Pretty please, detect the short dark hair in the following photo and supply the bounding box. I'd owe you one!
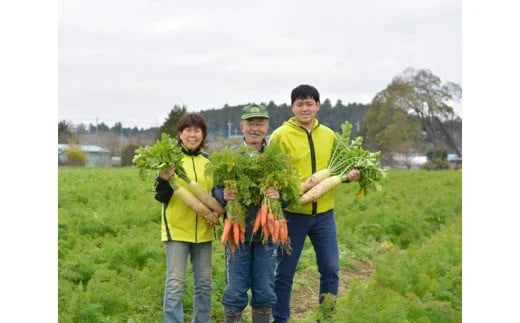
[291,84,320,105]
[176,113,208,148]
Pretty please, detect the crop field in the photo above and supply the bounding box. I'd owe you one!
[58,167,462,322]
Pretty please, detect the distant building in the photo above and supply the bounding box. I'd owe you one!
[58,144,111,167]
[447,153,462,169]
[392,153,428,170]
[111,156,122,167]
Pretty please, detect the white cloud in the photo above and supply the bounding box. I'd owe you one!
[58,0,462,127]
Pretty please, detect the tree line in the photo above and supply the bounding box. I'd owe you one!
[58,101,368,142]
[59,67,462,168]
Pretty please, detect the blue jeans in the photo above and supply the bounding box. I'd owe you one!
[221,241,277,312]
[272,210,339,323]
[164,241,212,323]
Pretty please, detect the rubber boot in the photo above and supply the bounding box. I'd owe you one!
[224,307,243,323]
[251,306,271,323]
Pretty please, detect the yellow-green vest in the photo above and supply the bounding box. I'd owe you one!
[161,152,214,242]
[269,117,335,215]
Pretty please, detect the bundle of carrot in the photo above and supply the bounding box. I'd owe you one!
[132,133,225,225]
[206,142,300,253]
[252,196,290,252]
[298,121,387,204]
[219,179,247,253]
[254,140,300,253]
[205,146,254,253]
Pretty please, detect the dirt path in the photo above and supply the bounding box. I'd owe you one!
[289,259,375,320]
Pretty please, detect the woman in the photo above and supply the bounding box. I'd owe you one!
[154,113,220,323]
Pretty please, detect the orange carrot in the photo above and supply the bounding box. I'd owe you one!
[252,209,263,234]
[239,224,245,244]
[259,204,268,227]
[233,221,240,245]
[262,212,275,243]
[279,219,288,245]
[261,213,268,234]
[228,240,236,253]
[267,212,275,235]
[272,220,280,243]
[221,219,232,244]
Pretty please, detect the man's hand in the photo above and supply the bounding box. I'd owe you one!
[347,168,360,182]
[223,187,237,201]
[265,187,280,200]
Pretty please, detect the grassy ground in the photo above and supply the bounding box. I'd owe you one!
[58,167,461,322]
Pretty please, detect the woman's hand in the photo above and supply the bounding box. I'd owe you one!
[159,166,176,181]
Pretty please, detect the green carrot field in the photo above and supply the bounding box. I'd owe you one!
[58,167,462,322]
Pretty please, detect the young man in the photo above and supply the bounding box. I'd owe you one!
[269,85,360,323]
[214,104,281,323]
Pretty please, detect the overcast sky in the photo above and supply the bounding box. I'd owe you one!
[58,0,461,128]
[5,2,520,319]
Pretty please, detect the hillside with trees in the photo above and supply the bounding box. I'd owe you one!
[58,101,370,162]
[58,68,462,168]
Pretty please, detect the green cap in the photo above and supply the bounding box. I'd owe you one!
[241,104,269,120]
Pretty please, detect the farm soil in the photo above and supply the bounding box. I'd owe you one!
[290,259,375,320]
